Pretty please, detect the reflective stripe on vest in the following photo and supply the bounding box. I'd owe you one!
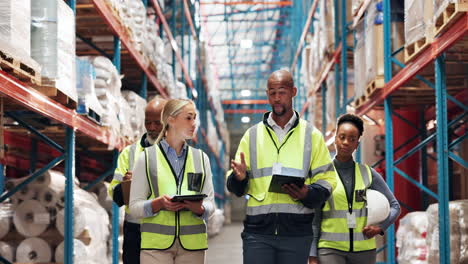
[246,203,314,215]
[319,163,374,252]
[248,123,313,179]
[128,143,137,171]
[141,145,207,250]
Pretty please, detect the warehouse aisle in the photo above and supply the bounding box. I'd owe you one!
[207,222,243,264]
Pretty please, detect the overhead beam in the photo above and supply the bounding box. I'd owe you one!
[202,7,282,17]
[223,99,269,104]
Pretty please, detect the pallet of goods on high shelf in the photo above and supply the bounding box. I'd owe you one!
[364,1,404,98]
[434,0,468,37]
[31,0,77,108]
[403,0,434,63]
[76,57,104,125]
[0,0,42,86]
[81,56,122,141]
[353,1,405,108]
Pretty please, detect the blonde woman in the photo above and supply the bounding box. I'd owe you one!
[129,99,215,264]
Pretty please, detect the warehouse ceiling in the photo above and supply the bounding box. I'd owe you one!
[200,1,295,100]
[199,1,310,154]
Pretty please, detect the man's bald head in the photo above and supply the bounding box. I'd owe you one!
[267,69,294,89]
[145,96,167,139]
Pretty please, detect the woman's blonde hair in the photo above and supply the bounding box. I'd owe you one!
[155,99,195,144]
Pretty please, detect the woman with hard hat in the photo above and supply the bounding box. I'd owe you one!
[129,99,215,264]
[309,114,400,264]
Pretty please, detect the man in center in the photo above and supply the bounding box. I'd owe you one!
[227,69,337,264]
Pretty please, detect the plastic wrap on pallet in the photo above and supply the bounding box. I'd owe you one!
[0,0,31,57]
[117,95,134,140]
[352,0,363,15]
[426,200,468,263]
[84,56,122,98]
[354,19,366,99]
[396,211,429,264]
[172,81,188,99]
[76,57,104,117]
[404,0,426,45]
[0,241,14,262]
[56,187,110,263]
[318,0,335,59]
[31,0,77,102]
[434,0,455,19]
[365,1,404,88]
[0,203,13,240]
[121,90,146,141]
[325,70,336,130]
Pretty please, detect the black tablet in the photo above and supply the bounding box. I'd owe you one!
[171,194,207,202]
[268,175,305,194]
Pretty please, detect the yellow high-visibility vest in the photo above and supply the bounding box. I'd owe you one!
[109,141,144,223]
[140,144,208,250]
[319,163,375,252]
[230,118,336,218]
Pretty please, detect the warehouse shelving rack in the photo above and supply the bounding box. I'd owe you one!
[0,0,227,263]
[292,0,468,263]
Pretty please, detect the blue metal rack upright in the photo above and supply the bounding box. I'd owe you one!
[293,0,468,263]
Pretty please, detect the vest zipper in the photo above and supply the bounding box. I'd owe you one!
[336,165,355,252]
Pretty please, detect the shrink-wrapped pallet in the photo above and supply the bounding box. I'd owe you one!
[364,1,404,88]
[76,57,104,117]
[0,0,31,57]
[354,19,366,99]
[31,0,77,102]
[396,211,428,264]
[426,200,468,263]
[121,90,147,141]
[404,0,434,46]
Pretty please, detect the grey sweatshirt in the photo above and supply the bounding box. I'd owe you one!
[310,158,401,256]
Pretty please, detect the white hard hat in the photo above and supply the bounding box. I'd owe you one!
[366,189,390,225]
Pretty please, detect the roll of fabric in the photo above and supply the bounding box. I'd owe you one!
[0,213,11,239]
[13,200,49,237]
[15,183,37,201]
[0,241,15,262]
[55,207,87,237]
[16,237,52,262]
[37,171,66,208]
[54,239,88,264]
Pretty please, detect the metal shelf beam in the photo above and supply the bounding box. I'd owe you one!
[0,71,128,151]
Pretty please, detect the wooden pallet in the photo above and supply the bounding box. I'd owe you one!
[0,49,41,86]
[365,75,385,98]
[33,77,77,109]
[404,36,432,63]
[434,1,468,37]
[353,94,367,109]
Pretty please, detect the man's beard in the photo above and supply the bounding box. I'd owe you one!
[273,105,286,116]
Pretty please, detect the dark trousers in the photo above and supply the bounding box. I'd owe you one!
[242,232,313,264]
[123,221,141,264]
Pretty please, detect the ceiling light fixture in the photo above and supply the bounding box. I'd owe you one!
[241,116,251,123]
[240,89,251,97]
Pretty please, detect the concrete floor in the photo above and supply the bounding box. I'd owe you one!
[207,222,243,264]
